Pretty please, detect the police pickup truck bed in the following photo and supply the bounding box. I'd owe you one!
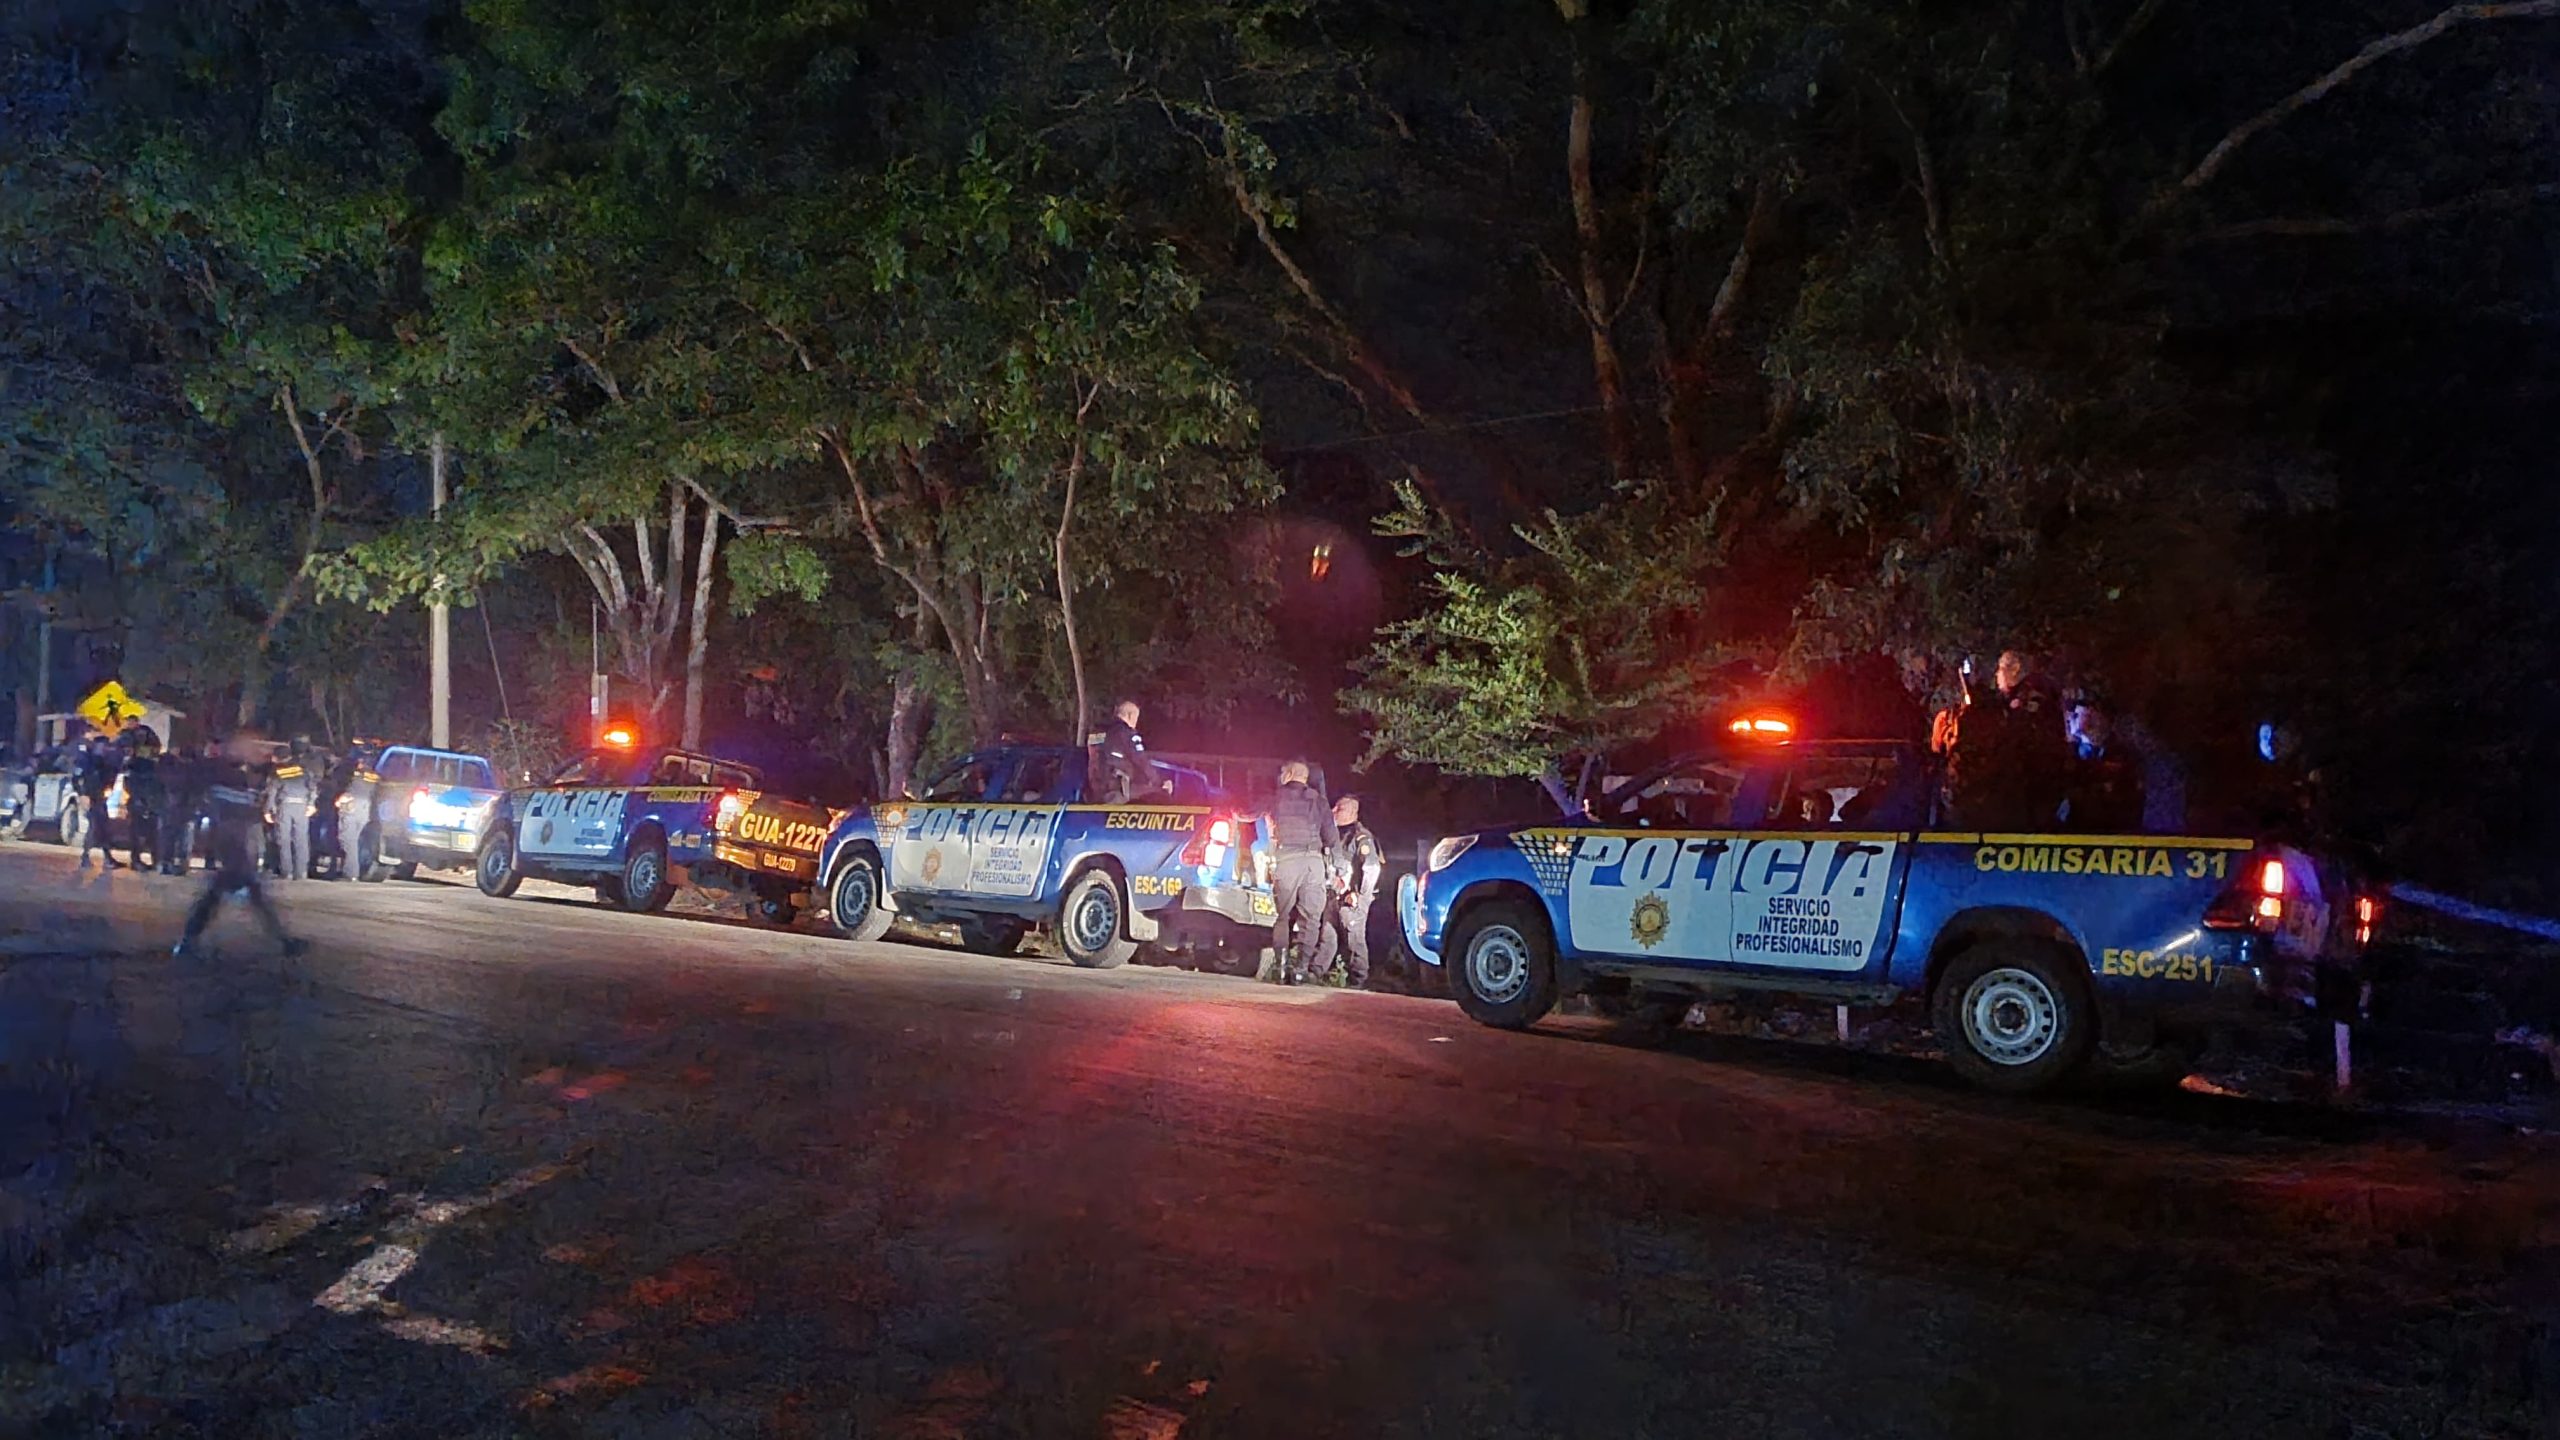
[817,745,1274,967]
[475,746,835,923]
[1398,736,2376,1093]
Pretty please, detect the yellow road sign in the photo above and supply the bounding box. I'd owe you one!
[75,680,140,736]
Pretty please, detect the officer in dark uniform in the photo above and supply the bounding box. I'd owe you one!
[1312,793,1381,988]
[175,732,305,958]
[122,733,164,873]
[1949,649,2068,830]
[74,739,119,868]
[158,741,203,874]
[1261,759,1340,985]
[1098,698,1157,803]
[266,743,316,881]
[2061,696,2145,832]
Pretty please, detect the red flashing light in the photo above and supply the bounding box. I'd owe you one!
[1728,714,1795,739]
[600,724,638,750]
[1185,814,1241,870]
[713,790,748,836]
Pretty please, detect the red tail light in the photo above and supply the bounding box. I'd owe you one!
[2205,854,2289,933]
[2354,894,2379,946]
[1183,815,1239,870]
[411,785,433,808]
[713,790,747,835]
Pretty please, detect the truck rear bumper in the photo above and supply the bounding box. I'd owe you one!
[1168,882,1277,938]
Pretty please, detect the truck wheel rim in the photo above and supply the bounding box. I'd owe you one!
[630,853,660,897]
[834,865,874,929]
[481,838,509,884]
[1069,882,1118,954]
[1963,967,2060,1066]
[1466,925,1532,1004]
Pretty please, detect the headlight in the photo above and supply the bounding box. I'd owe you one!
[1426,835,1477,873]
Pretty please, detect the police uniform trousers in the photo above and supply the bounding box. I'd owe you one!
[276,802,312,881]
[1269,852,1331,978]
[1313,892,1374,986]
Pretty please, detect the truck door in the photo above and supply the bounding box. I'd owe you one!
[968,751,1072,899]
[1718,744,1922,978]
[891,753,1006,893]
[1563,755,1750,966]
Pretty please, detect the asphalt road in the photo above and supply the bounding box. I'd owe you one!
[3,844,2555,1439]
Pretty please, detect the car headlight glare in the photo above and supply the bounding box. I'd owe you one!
[1426,834,1477,873]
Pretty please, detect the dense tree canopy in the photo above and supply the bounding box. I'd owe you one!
[4,0,2555,889]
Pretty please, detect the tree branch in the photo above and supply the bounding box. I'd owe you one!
[575,523,631,614]
[2092,0,2172,76]
[1703,177,1779,342]
[2157,1,2560,211]
[563,336,624,404]
[2193,180,2560,240]
[682,475,795,532]
[262,384,335,647]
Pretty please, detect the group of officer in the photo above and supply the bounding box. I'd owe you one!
[38,729,339,888]
[1936,649,2148,832]
[1097,698,1384,989]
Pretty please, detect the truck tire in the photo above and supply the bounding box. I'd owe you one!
[957,916,1029,957]
[1059,869,1137,969]
[475,829,523,898]
[2086,1036,2202,1093]
[620,839,672,913]
[1932,941,2097,1094]
[392,860,419,883]
[1447,898,1559,1030]
[827,852,895,942]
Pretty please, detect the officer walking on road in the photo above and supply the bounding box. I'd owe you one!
[175,731,306,959]
[1312,793,1381,989]
[1262,759,1340,986]
[265,743,316,882]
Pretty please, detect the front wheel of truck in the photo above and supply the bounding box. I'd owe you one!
[1932,942,2096,1094]
[1448,899,1558,1030]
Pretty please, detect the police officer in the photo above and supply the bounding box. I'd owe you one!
[175,731,304,959]
[1949,649,2068,830]
[1098,698,1157,804]
[158,741,203,874]
[2060,696,2144,832]
[74,738,117,869]
[122,733,163,874]
[1312,793,1381,989]
[266,743,316,882]
[1261,759,1340,985]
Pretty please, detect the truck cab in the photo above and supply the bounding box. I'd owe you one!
[1400,732,2375,1093]
[816,745,1274,968]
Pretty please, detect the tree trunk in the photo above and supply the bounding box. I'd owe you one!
[1563,39,1636,487]
[1054,391,1096,751]
[681,509,722,749]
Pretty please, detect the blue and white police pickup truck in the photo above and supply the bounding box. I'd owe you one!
[475,745,836,923]
[816,745,1275,968]
[1399,730,2377,1093]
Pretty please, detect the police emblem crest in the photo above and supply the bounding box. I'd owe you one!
[1630,893,1671,949]
[922,846,944,884]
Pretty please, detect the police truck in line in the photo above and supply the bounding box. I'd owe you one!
[475,740,836,923]
[1399,719,2377,1093]
[816,744,1276,968]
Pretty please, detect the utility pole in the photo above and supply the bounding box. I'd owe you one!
[429,433,450,749]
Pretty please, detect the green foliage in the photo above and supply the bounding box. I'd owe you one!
[1347,478,1734,782]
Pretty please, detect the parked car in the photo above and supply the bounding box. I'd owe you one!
[336,745,504,882]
